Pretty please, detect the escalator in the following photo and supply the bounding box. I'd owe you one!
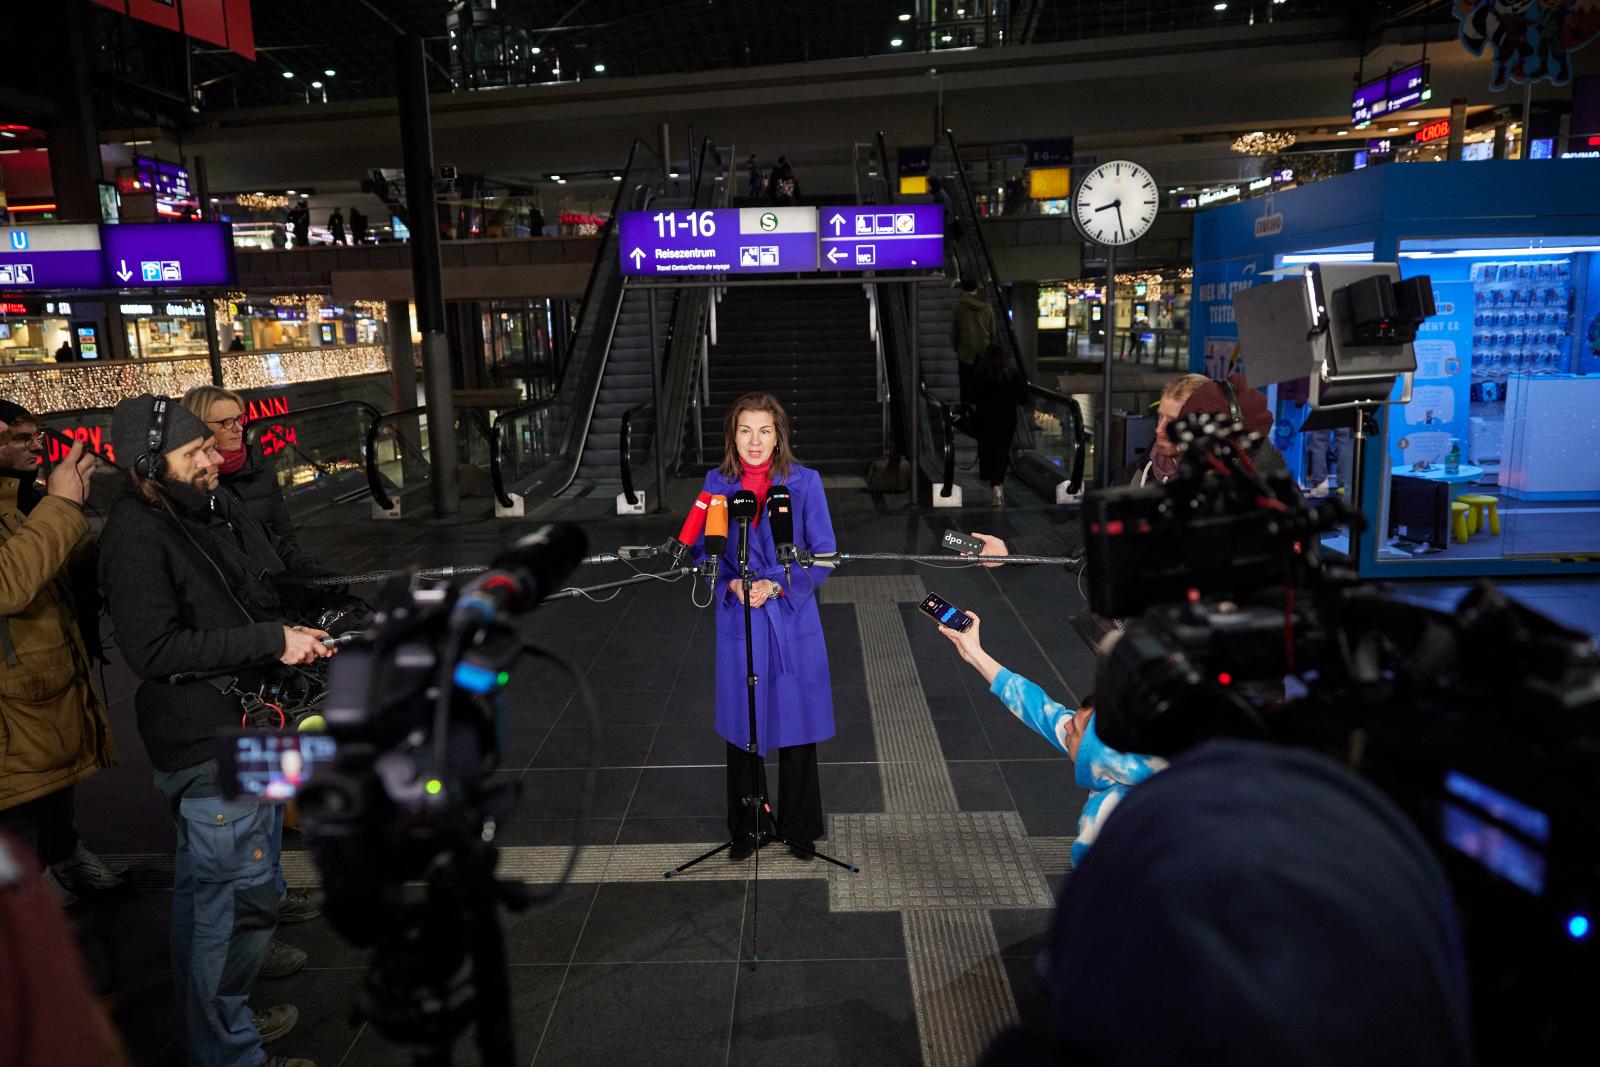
[859,131,1085,502]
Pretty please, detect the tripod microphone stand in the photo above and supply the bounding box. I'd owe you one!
[664,491,857,966]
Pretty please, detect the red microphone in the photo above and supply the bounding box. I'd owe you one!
[669,491,713,565]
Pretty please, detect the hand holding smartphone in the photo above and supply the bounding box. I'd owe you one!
[919,592,974,633]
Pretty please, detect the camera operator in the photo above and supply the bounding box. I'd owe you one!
[98,394,327,1067]
[979,741,1473,1066]
[0,398,125,907]
[971,372,1287,563]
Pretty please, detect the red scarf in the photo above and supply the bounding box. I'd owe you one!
[219,447,249,475]
[739,457,772,522]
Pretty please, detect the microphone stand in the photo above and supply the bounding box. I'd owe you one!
[665,510,857,969]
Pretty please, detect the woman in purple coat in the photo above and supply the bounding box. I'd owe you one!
[693,393,837,860]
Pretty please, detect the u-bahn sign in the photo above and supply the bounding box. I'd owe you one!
[618,204,944,276]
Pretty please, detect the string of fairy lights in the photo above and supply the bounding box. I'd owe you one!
[0,345,389,416]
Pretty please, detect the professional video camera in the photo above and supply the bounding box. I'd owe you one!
[1081,418,1599,1062]
[220,523,593,1067]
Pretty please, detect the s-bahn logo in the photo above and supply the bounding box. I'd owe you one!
[8,231,26,251]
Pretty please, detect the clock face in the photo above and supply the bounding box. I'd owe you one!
[1073,161,1159,247]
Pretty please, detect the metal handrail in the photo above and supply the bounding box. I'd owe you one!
[1025,382,1087,495]
[918,380,958,498]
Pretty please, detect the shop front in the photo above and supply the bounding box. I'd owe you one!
[0,299,69,365]
[1190,159,1600,578]
[120,298,209,360]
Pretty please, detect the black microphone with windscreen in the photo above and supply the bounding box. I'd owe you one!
[766,484,796,584]
[729,489,759,571]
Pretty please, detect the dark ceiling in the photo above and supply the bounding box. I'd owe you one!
[189,0,1360,112]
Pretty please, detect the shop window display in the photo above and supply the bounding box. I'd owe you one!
[1380,237,1600,563]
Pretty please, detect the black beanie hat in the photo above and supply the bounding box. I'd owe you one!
[110,393,211,474]
[0,397,32,425]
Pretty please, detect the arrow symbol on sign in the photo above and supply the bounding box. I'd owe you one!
[826,246,847,264]
[629,247,645,268]
[828,213,846,235]
[116,259,133,282]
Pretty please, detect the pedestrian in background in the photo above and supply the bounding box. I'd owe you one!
[348,206,368,245]
[972,342,1028,508]
[328,209,346,246]
[951,276,995,406]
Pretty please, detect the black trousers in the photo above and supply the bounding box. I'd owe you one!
[726,741,824,844]
[0,785,80,866]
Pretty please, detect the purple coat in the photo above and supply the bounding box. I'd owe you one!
[691,464,837,755]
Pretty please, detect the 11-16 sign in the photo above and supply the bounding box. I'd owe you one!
[619,204,943,276]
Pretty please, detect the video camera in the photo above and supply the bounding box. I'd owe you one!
[1081,420,1599,1062]
[219,522,593,1067]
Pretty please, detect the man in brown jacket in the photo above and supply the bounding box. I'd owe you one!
[0,397,124,907]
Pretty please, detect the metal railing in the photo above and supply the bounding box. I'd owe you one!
[618,401,651,508]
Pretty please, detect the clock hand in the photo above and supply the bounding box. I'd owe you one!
[1114,201,1126,241]
[1093,201,1119,212]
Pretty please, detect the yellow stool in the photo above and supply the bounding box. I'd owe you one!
[1451,501,1472,544]
[1457,494,1500,536]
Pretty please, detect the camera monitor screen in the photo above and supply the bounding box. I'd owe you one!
[222,733,338,801]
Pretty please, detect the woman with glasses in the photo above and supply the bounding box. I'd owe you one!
[180,385,303,549]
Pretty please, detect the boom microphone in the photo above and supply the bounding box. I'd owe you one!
[766,484,796,583]
[703,495,729,584]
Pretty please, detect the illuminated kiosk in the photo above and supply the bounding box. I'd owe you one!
[1190,159,1600,579]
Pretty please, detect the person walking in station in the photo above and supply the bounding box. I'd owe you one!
[693,393,838,860]
[951,276,995,406]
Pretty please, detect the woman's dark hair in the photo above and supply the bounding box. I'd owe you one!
[718,392,797,481]
[977,341,1019,382]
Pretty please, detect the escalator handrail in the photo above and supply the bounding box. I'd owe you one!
[243,397,385,488]
[619,401,649,507]
[364,404,499,511]
[1024,382,1087,495]
[918,380,957,498]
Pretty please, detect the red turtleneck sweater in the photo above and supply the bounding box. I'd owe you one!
[739,457,772,522]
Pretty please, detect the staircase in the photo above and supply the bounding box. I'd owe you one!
[574,288,673,485]
[698,285,881,475]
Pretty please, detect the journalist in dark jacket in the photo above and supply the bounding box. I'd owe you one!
[182,385,305,552]
[98,393,328,1067]
[974,373,1288,562]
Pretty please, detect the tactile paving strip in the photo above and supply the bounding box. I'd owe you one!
[825,811,1053,912]
[903,909,1021,1067]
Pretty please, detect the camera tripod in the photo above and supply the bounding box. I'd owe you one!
[663,512,857,964]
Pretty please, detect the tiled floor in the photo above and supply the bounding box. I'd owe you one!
[71,473,1599,1065]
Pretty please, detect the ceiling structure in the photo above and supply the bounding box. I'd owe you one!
[189,0,1366,112]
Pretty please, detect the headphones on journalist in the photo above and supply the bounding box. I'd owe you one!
[1212,376,1243,427]
[134,396,169,480]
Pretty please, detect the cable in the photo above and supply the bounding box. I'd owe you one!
[518,643,597,904]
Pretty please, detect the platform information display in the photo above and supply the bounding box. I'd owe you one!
[618,204,944,276]
[619,207,819,275]
[0,225,106,290]
[100,222,234,287]
[819,205,944,270]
